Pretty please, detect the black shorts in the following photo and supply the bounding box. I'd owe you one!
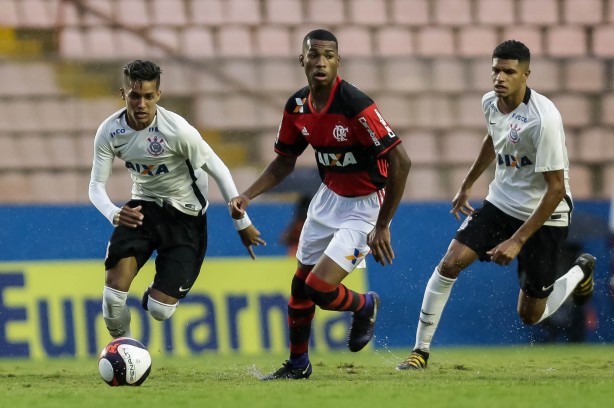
[105,200,208,299]
[455,200,569,299]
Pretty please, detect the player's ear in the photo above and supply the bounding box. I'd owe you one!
[120,88,126,100]
[299,54,304,67]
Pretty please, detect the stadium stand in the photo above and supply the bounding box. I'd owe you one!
[0,0,612,203]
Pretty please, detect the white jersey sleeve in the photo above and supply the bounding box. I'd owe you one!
[532,102,566,173]
[200,152,252,230]
[88,111,123,225]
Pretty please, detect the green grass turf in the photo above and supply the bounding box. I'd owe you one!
[1,344,613,408]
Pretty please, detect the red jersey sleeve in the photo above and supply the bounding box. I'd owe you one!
[354,103,402,157]
[274,103,309,157]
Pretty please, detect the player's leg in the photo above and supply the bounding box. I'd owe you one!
[398,201,503,370]
[397,239,477,370]
[103,257,139,338]
[261,261,316,381]
[103,205,155,339]
[307,227,378,353]
[262,208,331,380]
[516,225,595,324]
[145,209,208,321]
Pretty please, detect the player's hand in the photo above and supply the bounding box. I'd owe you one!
[229,194,251,219]
[487,238,522,266]
[238,224,266,260]
[115,205,143,228]
[450,190,474,220]
[367,226,394,266]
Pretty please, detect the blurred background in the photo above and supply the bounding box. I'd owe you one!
[1,0,613,203]
[1,0,614,358]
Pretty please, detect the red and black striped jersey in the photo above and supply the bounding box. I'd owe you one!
[275,76,402,197]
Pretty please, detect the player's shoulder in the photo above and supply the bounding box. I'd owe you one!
[526,88,558,112]
[156,105,191,127]
[96,108,126,137]
[334,79,374,116]
[283,86,310,112]
[481,91,497,110]
[156,105,200,137]
[525,88,562,124]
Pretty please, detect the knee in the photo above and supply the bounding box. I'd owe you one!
[519,314,540,326]
[517,308,541,325]
[102,286,128,318]
[438,261,462,279]
[147,296,177,321]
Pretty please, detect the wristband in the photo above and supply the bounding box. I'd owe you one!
[232,213,252,231]
[112,210,121,226]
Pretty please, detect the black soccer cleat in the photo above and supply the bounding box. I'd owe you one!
[261,361,312,381]
[396,349,429,370]
[141,285,152,311]
[347,291,380,352]
[572,253,596,306]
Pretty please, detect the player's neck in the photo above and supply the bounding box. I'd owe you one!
[497,91,525,114]
[309,88,332,113]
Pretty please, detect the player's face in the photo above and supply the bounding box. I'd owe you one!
[299,39,340,90]
[491,58,529,99]
[120,79,161,130]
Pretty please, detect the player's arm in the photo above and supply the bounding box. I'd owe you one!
[229,154,297,219]
[368,144,411,266]
[88,134,144,228]
[200,152,266,259]
[488,169,565,266]
[450,134,496,220]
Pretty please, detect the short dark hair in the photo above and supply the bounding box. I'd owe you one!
[302,29,338,50]
[123,60,162,89]
[492,40,530,63]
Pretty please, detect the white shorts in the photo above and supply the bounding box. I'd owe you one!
[296,184,383,273]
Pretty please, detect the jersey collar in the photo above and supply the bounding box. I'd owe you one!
[308,75,341,114]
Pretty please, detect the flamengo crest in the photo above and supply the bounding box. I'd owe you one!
[332,125,348,142]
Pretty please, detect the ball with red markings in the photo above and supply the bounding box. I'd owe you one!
[98,337,151,386]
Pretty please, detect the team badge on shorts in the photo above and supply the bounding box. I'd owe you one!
[345,248,366,265]
[147,136,165,156]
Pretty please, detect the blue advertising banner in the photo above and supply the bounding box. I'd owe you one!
[0,201,611,359]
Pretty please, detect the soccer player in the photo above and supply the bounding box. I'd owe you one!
[397,40,595,370]
[89,60,265,339]
[229,29,411,380]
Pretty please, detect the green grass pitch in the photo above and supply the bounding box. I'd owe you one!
[1,344,613,408]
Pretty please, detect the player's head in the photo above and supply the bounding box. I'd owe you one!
[491,40,531,99]
[492,40,530,65]
[120,60,162,130]
[299,29,340,90]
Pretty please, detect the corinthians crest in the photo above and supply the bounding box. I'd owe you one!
[147,136,165,156]
[507,123,521,144]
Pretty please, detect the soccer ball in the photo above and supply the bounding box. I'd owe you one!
[98,337,152,386]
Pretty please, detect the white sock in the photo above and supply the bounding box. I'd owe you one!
[102,286,132,338]
[536,265,584,324]
[414,268,456,353]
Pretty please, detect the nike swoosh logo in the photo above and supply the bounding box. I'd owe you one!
[303,363,311,375]
[421,309,435,316]
[489,122,497,125]
[419,318,434,326]
[114,143,128,148]
[541,283,554,291]
[178,286,190,292]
